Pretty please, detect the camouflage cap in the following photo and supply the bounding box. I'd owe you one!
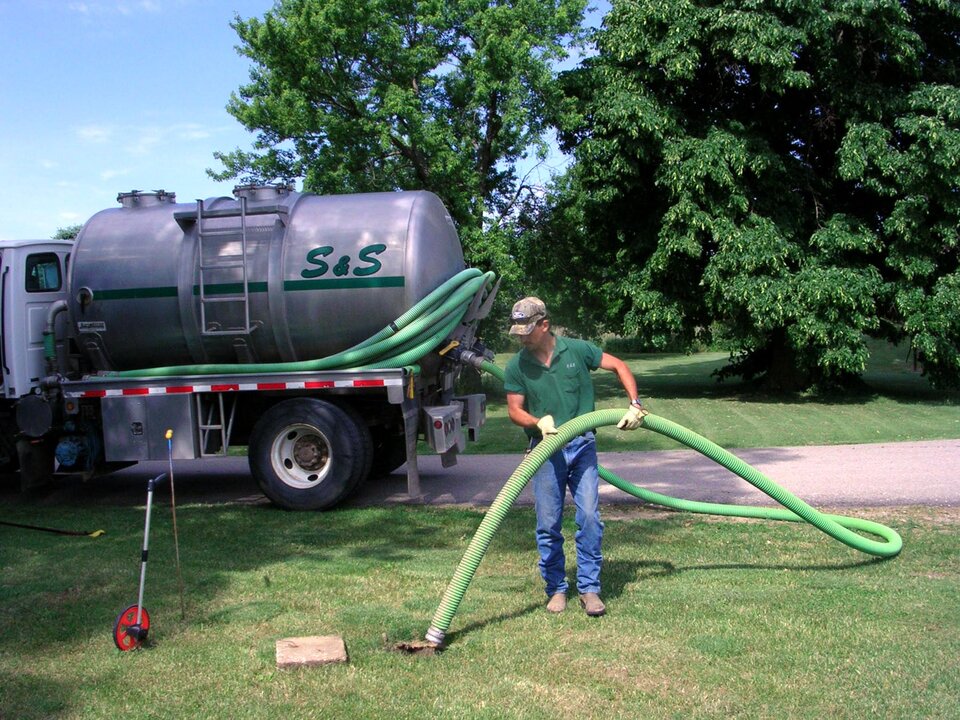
[508,297,547,336]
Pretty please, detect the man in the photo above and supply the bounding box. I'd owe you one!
[503,297,647,617]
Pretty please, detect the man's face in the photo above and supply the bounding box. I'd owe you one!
[518,319,549,350]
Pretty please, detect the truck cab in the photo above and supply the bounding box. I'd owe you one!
[0,239,72,471]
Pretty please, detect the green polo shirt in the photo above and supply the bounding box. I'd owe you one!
[504,334,604,438]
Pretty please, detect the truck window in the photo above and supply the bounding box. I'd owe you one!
[26,253,62,293]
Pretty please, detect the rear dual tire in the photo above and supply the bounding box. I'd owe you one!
[249,398,372,510]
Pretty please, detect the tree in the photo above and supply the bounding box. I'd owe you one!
[53,225,82,240]
[528,0,959,389]
[212,0,585,285]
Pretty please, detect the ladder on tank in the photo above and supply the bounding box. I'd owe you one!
[195,196,255,336]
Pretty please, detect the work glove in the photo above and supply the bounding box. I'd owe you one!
[536,415,559,437]
[617,404,648,431]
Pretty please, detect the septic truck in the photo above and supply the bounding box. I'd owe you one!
[1,185,497,509]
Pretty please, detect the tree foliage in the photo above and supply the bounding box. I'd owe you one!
[52,225,82,240]
[213,0,585,278]
[528,0,959,389]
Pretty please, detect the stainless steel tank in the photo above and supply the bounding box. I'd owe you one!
[68,186,465,370]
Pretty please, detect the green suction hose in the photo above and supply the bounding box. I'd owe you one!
[598,415,902,557]
[425,362,902,646]
[107,269,495,378]
[425,418,586,645]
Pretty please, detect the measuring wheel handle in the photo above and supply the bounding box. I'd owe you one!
[113,604,151,651]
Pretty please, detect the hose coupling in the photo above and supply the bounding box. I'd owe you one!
[424,627,446,646]
[456,347,495,369]
[39,375,64,392]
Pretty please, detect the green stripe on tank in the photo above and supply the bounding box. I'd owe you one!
[193,282,269,296]
[284,277,405,291]
[93,286,179,300]
[91,276,404,300]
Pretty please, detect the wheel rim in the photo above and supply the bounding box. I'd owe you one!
[270,423,332,489]
[113,604,150,651]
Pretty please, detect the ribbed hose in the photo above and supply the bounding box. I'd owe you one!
[424,361,902,645]
[425,417,589,645]
[109,269,495,378]
[599,415,902,557]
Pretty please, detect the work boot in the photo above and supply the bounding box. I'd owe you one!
[579,592,606,617]
[545,593,567,613]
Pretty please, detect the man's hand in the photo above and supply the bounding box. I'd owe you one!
[617,405,648,431]
[536,415,559,437]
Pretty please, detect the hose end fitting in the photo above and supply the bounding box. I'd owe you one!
[424,627,446,646]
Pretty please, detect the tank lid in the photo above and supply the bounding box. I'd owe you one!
[233,183,294,202]
[117,190,176,208]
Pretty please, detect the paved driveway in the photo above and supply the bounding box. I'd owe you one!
[9,439,957,510]
[31,438,949,509]
[352,439,960,509]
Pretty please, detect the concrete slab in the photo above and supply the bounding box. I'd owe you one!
[276,635,347,668]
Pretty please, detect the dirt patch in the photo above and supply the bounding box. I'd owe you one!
[390,640,442,656]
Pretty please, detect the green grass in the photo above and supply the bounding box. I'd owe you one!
[1,503,957,719]
[466,338,959,454]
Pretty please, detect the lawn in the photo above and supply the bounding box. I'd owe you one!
[1,504,957,719]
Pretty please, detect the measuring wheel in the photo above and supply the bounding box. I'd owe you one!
[113,603,151,651]
[113,472,166,651]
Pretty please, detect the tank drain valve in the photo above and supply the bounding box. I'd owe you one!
[452,344,495,369]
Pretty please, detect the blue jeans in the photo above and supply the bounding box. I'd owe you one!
[531,433,603,596]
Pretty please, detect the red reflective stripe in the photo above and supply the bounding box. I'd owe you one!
[76,377,395,398]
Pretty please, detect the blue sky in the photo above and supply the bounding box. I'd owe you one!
[0,0,276,240]
[1,0,603,241]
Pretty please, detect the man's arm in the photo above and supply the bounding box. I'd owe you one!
[599,352,639,403]
[600,352,648,431]
[507,392,540,430]
[507,392,558,436]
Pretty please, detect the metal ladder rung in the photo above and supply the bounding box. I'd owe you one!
[202,295,248,304]
[199,228,241,238]
[200,259,246,270]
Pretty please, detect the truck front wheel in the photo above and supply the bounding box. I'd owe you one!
[249,398,370,510]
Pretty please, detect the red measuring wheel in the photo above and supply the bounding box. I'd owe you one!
[113,603,151,651]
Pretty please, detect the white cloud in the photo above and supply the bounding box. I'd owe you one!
[176,124,212,141]
[122,122,221,155]
[76,124,114,143]
[100,168,129,181]
[68,1,162,15]
[124,127,163,156]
